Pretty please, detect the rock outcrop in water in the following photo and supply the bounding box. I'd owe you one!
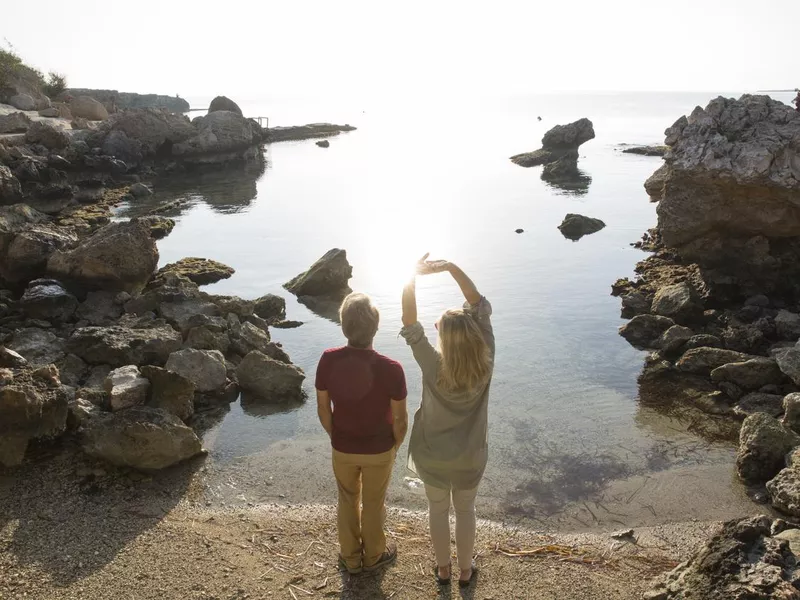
[557,214,605,241]
[614,95,800,517]
[510,118,595,169]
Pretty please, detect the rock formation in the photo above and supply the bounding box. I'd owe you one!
[64,88,190,113]
[284,248,353,298]
[557,214,605,240]
[510,118,594,169]
[208,96,242,116]
[643,516,800,599]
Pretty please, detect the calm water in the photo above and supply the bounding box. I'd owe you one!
[119,91,797,529]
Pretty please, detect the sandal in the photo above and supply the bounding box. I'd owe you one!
[434,564,451,586]
[363,543,397,572]
[458,561,478,588]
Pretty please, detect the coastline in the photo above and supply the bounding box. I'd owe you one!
[0,446,714,600]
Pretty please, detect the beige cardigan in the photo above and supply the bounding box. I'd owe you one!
[401,297,495,490]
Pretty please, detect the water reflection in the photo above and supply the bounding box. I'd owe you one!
[541,168,592,196]
[295,293,348,324]
[120,155,268,219]
[240,394,306,418]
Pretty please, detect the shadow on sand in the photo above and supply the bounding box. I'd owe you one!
[0,438,204,587]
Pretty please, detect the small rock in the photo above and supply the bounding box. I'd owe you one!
[129,183,153,197]
[610,528,635,540]
[284,249,353,297]
[19,279,78,322]
[733,393,784,418]
[0,346,28,369]
[676,347,752,376]
[619,314,675,348]
[165,348,227,392]
[775,310,800,341]
[710,357,784,391]
[515,228,524,234]
[782,393,800,434]
[254,294,286,321]
[316,140,330,148]
[104,365,150,411]
[557,214,605,240]
[657,325,694,354]
[651,282,702,322]
[141,365,195,422]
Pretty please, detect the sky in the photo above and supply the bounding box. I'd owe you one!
[2,0,798,98]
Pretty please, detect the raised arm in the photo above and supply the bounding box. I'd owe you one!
[446,263,481,306]
[402,277,418,327]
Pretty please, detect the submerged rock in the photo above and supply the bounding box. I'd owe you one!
[643,516,800,599]
[264,123,356,143]
[557,214,605,240]
[621,145,667,157]
[82,406,203,470]
[284,248,353,297]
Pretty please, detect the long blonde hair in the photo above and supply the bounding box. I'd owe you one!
[436,309,492,394]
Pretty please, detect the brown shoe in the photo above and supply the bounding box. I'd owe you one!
[363,543,397,571]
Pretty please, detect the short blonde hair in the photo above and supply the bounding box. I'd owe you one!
[339,292,380,348]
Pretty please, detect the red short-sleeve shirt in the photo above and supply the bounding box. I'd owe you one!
[315,347,407,454]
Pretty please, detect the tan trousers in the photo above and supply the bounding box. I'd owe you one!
[332,448,395,570]
[425,484,479,571]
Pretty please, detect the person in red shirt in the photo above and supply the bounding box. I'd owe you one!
[315,292,408,575]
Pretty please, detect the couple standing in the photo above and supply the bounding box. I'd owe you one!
[315,255,494,587]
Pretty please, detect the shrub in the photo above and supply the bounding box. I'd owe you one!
[43,72,67,98]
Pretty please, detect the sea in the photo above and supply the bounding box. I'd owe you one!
[117,91,797,530]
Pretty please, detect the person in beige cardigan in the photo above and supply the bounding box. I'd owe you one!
[401,255,495,588]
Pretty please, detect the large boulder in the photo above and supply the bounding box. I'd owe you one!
[284,248,353,297]
[9,94,35,111]
[172,110,261,158]
[81,406,203,470]
[710,357,784,391]
[25,121,70,150]
[643,516,800,600]
[0,165,23,205]
[766,467,800,517]
[19,279,78,322]
[230,321,290,362]
[676,347,752,375]
[0,112,31,134]
[67,324,182,366]
[775,310,800,341]
[652,95,800,290]
[164,348,226,392]
[0,366,70,466]
[733,393,785,418]
[8,328,66,367]
[775,345,800,386]
[557,214,605,241]
[70,95,109,121]
[236,350,305,402]
[510,118,595,168]
[618,314,675,348]
[46,220,158,294]
[104,365,149,411]
[140,365,195,422]
[156,257,234,286]
[3,226,78,283]
[208,96,243,116]
[736,412,800,483]
[102,108,195,156]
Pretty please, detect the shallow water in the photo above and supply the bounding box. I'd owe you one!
[118,91,796,529]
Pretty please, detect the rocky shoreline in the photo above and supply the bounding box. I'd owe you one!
[0,84,358,471]
[613,95,800,528]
